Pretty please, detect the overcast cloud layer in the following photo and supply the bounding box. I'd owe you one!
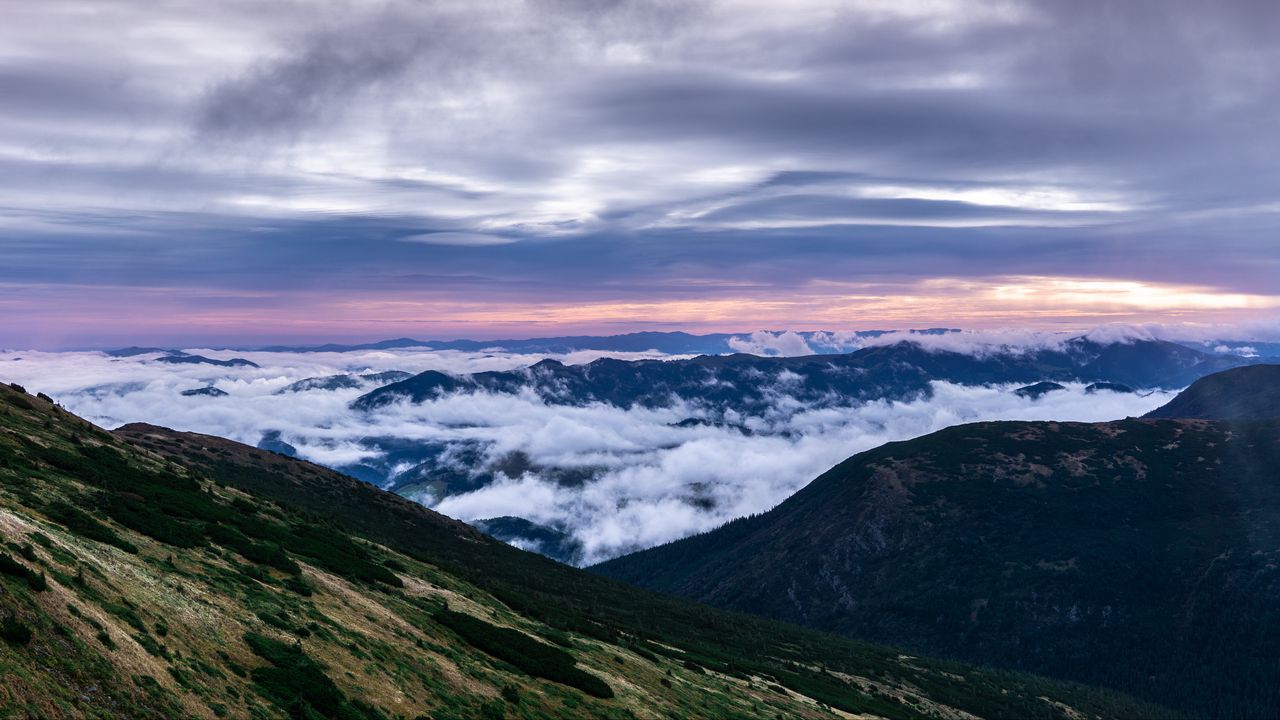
[2,1,1279,346]
[2,343,1178,563]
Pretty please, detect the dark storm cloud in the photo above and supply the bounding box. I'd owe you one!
[2,0,1279,345]
[194,0,700,140]
[195,14,436,139]
[564,72,1146,168]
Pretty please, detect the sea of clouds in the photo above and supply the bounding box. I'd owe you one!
[1,338,1182,565]
[729,325,1275,358]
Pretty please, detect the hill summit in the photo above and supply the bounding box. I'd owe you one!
[1144,363,1280,419]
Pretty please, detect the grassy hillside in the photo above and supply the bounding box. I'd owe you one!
[0,381,1169,719]
[594,415,1280,717]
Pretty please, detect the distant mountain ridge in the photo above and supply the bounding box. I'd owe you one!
[153,352,259,368]
[353,337,1257,415]
[593,366,1280,716]
[95,332,1280,370]
[106,328,960,356]
[276,370,412,394]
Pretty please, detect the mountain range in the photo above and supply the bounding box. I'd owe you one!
[594,365,1280,717]
[0,381,1165,719]
[338,337,1258,502]
[353,337,1259,416]
[104,330,1280,362]
[186,330,956,356]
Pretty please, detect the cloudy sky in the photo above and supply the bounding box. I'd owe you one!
[4,0,1280,348]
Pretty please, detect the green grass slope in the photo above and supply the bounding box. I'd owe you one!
[0,381,1167,719]
[594,416,1280,718]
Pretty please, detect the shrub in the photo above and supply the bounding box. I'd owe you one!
[0,552,47,592]
[96,630,116,649]
[16,542,37,561]
[283,575,313,597]
[434,609,613,699]
[283,524,400,587]
[243,632,385,719]
[27,570,47,591]
[207,523,299,574]
[102,602,148,634]
[44,501,138,554]
[3,393,32,410]
[104,494,203,548]
[628,642,659,662]
[134,632,168,658]
[1,615,32,645]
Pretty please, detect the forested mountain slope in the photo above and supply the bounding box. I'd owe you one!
[596,410,1280,717]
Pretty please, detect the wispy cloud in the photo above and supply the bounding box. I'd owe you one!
[3,1,1280,345]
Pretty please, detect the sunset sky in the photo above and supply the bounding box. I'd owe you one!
[4,0,1280,348]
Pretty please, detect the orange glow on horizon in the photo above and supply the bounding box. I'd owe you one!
[4,275,1278,347]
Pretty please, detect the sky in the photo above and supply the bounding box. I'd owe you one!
[3,0,1280,348]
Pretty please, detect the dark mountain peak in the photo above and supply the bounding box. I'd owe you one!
[349,369,465,410]
[361,369,412,383]
[153,353,259,368]
[179,385,227,397]
[1145,363,1280,419]
[1085,381,1135,394]
[277,369,411,394]
[112,420,168,433]
[1014,381,1066,399]
[103,346,175,357]
[256,429,298,456]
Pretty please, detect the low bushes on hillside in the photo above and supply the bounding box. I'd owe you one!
[244,632,385,720]
[433,609,613,699]
[0,552,48,591]
[1,614,33,644]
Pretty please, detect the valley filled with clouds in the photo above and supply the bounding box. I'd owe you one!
[3,336,1180,564]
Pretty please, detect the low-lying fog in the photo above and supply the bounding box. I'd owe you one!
[2,342,1177,564]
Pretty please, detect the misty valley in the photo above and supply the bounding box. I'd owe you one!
[2,330,1232,565]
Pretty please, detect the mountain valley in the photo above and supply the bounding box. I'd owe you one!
[0,381,1167,719]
